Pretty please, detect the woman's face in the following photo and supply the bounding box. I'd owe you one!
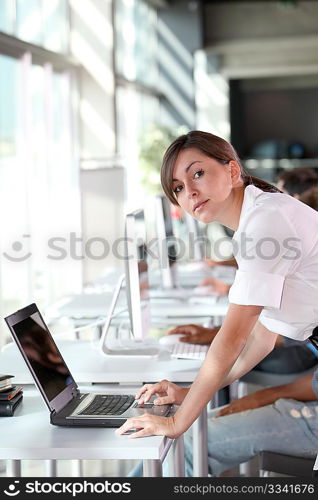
[171,148,235,224]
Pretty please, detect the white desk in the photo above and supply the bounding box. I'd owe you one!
[2,391,184,478]
[1,340,209,476]
[1,340,203,385]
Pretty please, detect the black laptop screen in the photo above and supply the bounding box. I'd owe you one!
[12,312,74,402]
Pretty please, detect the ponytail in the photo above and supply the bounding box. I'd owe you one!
[242,172,282,194]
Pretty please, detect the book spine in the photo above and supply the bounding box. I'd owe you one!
[0,403,15,416]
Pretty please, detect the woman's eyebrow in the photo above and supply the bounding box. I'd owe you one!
[172,160,202,182]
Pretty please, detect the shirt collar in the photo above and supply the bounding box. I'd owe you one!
[235,184,264,235]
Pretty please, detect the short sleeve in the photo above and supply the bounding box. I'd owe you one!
[228,269,285,308]
[230,203,302,308]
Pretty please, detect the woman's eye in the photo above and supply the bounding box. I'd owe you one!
[173,185,183,195]
[194,169,204,179]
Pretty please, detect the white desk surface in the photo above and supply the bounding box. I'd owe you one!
[47,293,228,322]
[1,340,203,385]
[1,342,206,476]
[0,391,172,462]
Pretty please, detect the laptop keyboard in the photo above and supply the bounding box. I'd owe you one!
[78,394,135,416]
[170,342,209,360]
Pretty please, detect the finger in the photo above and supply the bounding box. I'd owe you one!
[168,327,187,335]
[153,396,173,405]
[115,419,137,435]
[115,416,146,435]
[177,333,190,342]
[129,427,153,439]
[139,384,163,403]
[135,384,153,400]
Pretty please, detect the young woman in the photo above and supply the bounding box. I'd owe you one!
[116,130,318,440]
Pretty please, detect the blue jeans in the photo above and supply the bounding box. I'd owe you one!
[129,398,318,477]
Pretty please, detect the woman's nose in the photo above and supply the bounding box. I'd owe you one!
[187,184,198,199]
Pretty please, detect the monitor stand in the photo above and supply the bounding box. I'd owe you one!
[99,274,160,357]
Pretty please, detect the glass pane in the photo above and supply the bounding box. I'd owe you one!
[16,0,44,45]
[116,84,159,210]
[43,0,69,53]
[0,56,81,349]
[115,0,158,87]
[0,0,15,34]
[0,55,29,340]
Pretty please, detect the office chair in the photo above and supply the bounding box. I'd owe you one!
[259,451,316,477]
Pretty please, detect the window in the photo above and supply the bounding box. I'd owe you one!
[115,0,158,87]
[0,53,80,346]
[0,0,70,54]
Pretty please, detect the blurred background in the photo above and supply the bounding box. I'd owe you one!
[1,0,318,346]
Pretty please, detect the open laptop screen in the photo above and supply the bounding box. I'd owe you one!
[11,311,74,402]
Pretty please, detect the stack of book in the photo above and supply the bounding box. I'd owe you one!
[0,374,23,416]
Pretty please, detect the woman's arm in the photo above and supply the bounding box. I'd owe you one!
[170,303,265,436]
[116,304,278,439]
[219,321,277,389]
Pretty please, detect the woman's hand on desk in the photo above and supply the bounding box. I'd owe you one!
[135,379,188,406]
[116,414,178,439]
[116,380,187,439]
[168,324,219,345]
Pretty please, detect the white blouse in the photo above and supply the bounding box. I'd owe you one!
[228,184,318,341]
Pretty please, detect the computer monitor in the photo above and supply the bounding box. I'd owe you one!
[154,195,178,289]
[124,209,151,340]
[184,212,206,261]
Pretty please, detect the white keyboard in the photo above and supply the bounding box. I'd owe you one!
[170,342,209,360]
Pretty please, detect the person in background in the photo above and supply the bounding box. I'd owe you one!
[276,166,318,197]
[299,185,318,211]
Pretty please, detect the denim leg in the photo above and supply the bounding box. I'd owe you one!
[184,400,318,477]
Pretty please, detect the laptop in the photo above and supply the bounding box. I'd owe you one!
[4,303,171,427]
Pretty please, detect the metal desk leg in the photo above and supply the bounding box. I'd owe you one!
[72,460,84,476]
[167,436,185,477]
[192,406,208,477]
[143,459,163,477]
[6,460,21,477]
[45,460,57,477]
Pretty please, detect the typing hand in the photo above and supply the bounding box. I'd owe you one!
[135,379,188,406]
[199,277,230,295]
[115,414,177,438]
[167,324,217,345]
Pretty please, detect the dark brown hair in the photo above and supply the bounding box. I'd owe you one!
[160,130,280,205]
[276,167,318,196]
[299,186,318,211]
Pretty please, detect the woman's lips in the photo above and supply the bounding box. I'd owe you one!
[194,200,208,213]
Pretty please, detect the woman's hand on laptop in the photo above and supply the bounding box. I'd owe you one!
[115,414,178,439]
[135,379,188,406]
